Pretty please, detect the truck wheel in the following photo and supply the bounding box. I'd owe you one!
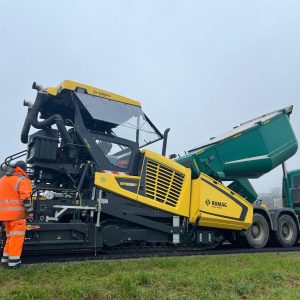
[243,213,269,248]
[272,214,298,247]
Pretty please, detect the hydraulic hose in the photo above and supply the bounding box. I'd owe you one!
[21,91,75,157]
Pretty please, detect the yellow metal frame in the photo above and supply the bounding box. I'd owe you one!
[46,80,141,107]
[190,173,253,230]
[137,150,191,217]
[141,150,189,175]
[94,150,191,217]
[94,155,253,230]
[94,173,140,201]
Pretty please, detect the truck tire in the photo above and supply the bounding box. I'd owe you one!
[272,214,298,247]
[242,213,270,248]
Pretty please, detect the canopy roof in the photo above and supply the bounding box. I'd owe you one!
[45,80,141,107]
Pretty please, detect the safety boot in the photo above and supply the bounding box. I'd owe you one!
[1,255,8,267]
[7,258,22,269]
[7,263,22,270]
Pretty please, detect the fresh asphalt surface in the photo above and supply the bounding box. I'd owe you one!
[20,243,300,265]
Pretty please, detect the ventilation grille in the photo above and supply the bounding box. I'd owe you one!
[145,159,185,207]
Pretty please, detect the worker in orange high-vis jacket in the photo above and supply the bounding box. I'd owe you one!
[0,161,33,269]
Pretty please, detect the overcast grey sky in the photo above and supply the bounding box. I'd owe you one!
[0,0,299,193]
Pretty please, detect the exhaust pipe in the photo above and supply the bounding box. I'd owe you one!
[32,82,45,92]
[21,99,34,143]
[23,99,33,108]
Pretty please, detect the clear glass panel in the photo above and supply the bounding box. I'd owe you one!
[76,93,162,147]
[94,139,132,169]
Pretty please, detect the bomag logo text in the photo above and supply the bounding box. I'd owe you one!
[120,182,137,187]
[205,199,227,208]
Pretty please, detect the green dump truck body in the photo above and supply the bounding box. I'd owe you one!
[284,168,300,212]
[176,106,298,181]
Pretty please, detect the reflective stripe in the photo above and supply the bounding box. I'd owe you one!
[26,207,33,213]
[9,256,21,260]
[0,207,25,211]
[0,199,22,204]
[3,253,8,257]
[9,231,25,236]
[14,178,22,192]
[6,233,10,237]
[14,175,25,192]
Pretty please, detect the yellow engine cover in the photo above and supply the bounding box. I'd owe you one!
[94,150,191,217]
[190,173,253,230]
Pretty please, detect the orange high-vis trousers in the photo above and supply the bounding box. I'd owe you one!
[1,219,26,267]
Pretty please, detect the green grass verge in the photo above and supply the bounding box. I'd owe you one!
[0,252,299,300]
